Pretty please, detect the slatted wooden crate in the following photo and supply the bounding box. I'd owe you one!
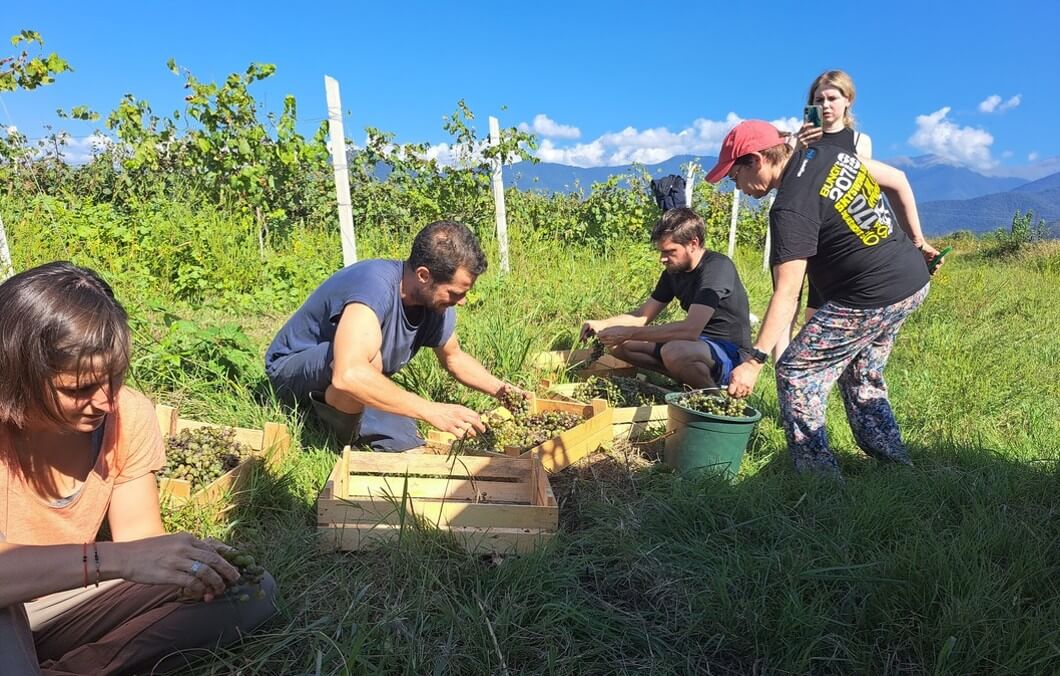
[546,379,674,439]
[531,348,638,379]
[318,449,558,553]
[155,404,292,507]
[431,395,613,473]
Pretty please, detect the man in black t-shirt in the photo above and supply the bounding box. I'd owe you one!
[580,208,753,388]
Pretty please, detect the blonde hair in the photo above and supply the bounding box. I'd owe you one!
[808,70,857,129]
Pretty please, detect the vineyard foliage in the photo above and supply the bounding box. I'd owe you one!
[2,33,768,389]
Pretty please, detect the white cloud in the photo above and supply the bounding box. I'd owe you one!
[59,133,112,165]
[908,107,996,171]
[526,113,800,168]
[1028,151,1039,161]
[978,95,1001,113]
[978,94,1021,113]
[518,114,581,140]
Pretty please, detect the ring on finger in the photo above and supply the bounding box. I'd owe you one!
[190,560,203,575]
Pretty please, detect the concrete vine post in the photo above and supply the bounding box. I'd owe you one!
[0,213,12,282]
[727,189,740,259]
[488,116,510,274]
[684,162,699,208]
[324,75,357,267]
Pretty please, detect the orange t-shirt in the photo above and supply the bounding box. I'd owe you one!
[0,388,165,545]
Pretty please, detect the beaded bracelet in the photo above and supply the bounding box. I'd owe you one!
[92,542,101,587]
[82,542,89,588]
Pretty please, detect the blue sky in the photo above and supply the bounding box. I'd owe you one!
[4,1,1059,178]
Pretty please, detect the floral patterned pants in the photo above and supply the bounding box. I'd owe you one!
[775,283,930,476]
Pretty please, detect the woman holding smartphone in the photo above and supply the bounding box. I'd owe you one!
[706,120,940,478]
[774,70,877,361]
[0,262,275,675]
[797,69,872,158]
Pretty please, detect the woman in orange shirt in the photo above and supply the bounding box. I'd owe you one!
[0,262,275,675]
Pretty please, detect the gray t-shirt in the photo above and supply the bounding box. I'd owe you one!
[265,259,456,376]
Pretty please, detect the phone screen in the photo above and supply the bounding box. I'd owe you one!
[804,105,823,128]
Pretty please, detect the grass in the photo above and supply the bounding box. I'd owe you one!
[9,208,1060,674]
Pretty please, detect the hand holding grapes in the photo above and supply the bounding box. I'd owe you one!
[495,383,530,407]
[727,359,763,399]
[113,532,240,601]
[579,320,606,342]
[596,326,634,347]
[424,402,485,437]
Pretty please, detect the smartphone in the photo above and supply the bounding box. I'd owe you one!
[928,246,953,274]
[803,104,823,128]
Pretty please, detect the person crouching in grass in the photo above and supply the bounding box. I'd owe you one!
[0,262,275,675]
[580,207,760,389]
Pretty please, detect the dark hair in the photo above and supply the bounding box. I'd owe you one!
[0,262,130,430]
[650,207,706,247]
[407,221,487,282]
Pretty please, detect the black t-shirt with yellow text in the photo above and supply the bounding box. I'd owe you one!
[769,146,929,308]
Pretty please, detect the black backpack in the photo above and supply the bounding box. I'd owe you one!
[650,174,686,212]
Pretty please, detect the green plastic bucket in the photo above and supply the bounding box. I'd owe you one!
[663,389,762,478]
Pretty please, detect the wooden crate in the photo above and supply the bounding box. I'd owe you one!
[318,448,558,554]
[531,348,638,379]
[155,404,292,507]
[546,379,674,439]
[432,395,613,473]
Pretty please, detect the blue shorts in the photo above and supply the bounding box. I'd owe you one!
[699,336,742,387]
[651,336,743,386]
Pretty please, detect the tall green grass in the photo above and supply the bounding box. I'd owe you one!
[4,197,1059,674]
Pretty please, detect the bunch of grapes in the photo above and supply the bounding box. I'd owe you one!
[464,410,582,454]
[160,427,249,490]
[498,388,530,418]
[587,337,605,363]
[676,391,749,418]
[221,547,267,602]
[572,376,666,407]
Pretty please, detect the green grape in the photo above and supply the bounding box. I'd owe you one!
[678,391,749,418]
[463,410,582,454]
[220,546,266,603]
[572,375,667,407]
[498,389,530,419]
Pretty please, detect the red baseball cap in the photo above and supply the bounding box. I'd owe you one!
[705,120,786,183]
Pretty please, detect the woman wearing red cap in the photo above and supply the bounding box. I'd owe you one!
[706,120,942,477]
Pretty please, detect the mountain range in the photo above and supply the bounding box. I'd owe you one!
[501,154,1060,237]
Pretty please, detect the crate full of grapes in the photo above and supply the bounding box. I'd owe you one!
[154,404,292,507]
[546,375,674,439]
[317,448,558,554]
[440,394,613,473]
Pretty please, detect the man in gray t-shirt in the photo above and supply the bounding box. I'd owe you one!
[266,221,524,451]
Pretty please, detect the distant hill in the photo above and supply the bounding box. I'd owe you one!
[502,154,720,194]
[1011,170,1060,193]
[887,156,1027,202]
[919,187,1060,236]
[503,152,1032,203]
